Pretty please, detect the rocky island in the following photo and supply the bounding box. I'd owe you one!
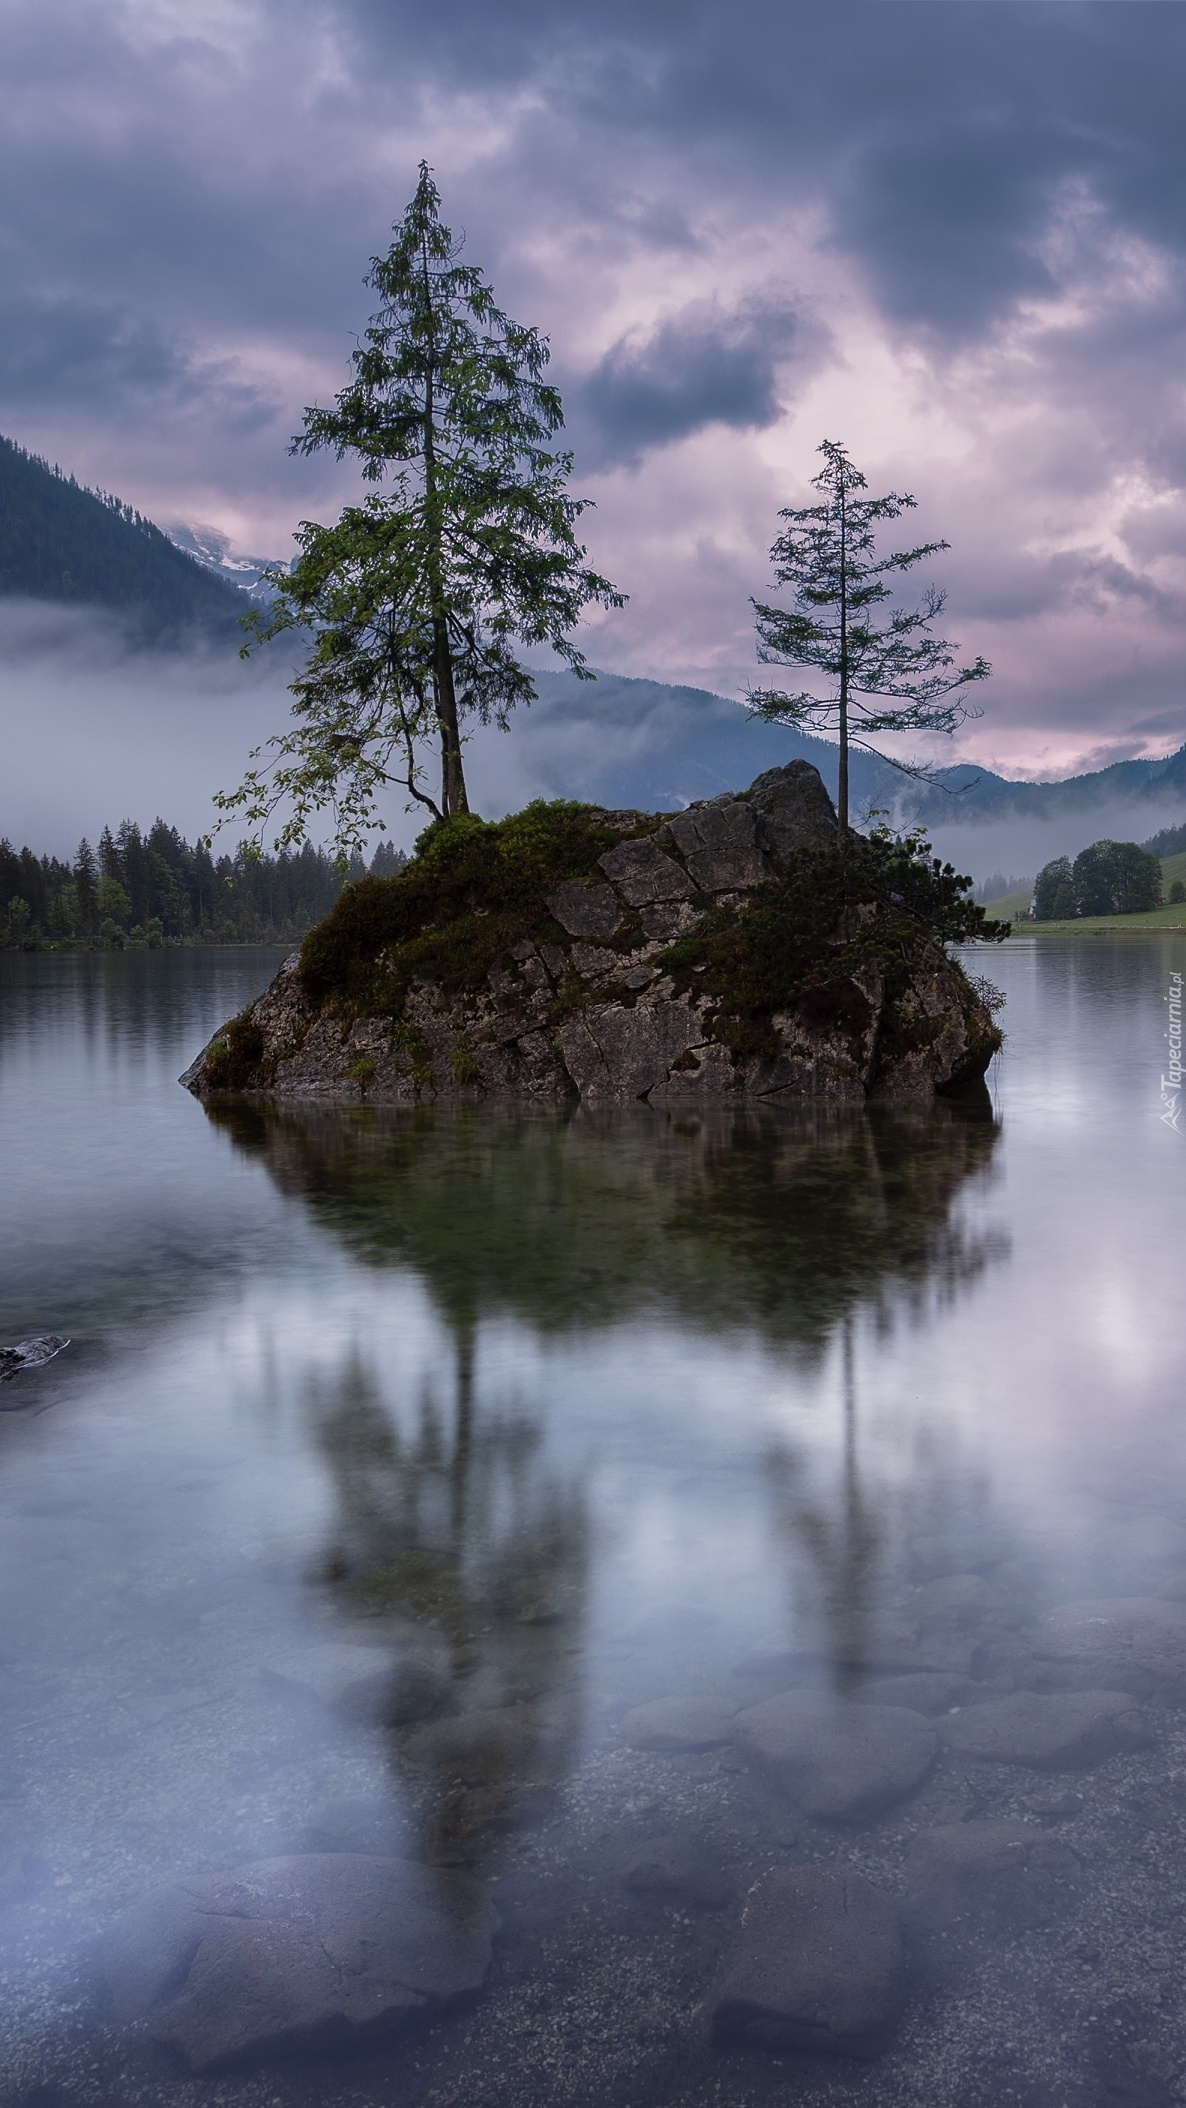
[181,763,1003,1107]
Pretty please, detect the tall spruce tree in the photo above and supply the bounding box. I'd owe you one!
[749,440,990,838]
[220,164,624,850]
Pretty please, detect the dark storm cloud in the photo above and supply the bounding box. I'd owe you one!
[5,0,1186,777]
[0,288,275,430]
[328,2,1186,336]
[577,296,804,467]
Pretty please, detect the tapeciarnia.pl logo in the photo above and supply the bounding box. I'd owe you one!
[1162,970,1183,1131]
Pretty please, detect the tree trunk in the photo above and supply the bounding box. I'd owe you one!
[837,487,849,845]
[837,682,849,844]
[422,234,470,820]
[433,637,469,817]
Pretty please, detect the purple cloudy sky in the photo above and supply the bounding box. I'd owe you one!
[5,0,1186,779]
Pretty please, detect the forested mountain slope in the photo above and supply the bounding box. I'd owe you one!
[0,434,251,640]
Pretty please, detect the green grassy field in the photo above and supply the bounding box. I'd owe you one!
[982,847,1186,931]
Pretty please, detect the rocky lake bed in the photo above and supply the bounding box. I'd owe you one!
[9,1552,1186,2108]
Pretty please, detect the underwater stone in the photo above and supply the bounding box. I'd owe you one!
[619,1840,733,1911]
[402,1704,556,1782]
[620,1697,736,1751]
[708,1866,907,2056]
[302,1796,414,1858]
[731,1694,936,1821]
[0,1335,70,1383]
[104,1854,497,2072]
[941,1689,1149,1769]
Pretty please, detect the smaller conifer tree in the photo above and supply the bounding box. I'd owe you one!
[749,440,990,839]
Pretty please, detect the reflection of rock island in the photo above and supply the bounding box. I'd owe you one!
[205,1096,1006,1868]
[184,762,1003,1106]
[209,1095,1004,1354]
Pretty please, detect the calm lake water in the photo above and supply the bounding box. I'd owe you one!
[1,939,1185,2108]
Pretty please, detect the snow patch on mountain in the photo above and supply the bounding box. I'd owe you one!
[166,522,287,601]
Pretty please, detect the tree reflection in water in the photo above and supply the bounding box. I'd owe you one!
[303,1333,589,1862]
[208,1093,1006,1856]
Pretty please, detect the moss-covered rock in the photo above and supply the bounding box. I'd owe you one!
[180,763,1005,1107]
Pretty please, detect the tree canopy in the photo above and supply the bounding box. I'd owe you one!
[749,440,990,836]
[1034,839,1163,918]
[220,163,623,853]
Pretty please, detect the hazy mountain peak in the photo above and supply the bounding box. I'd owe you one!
[165,522,287,602]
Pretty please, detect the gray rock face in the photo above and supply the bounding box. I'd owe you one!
[708,1866,907,2056]
[1028,1598,1186,1698]
[544,881,622,940]
[746,760,839,859]
[597,836,695,906]
[103,1854,497,2072]
[658,797,770,891]
[183,763,1001,1109]
[639,900,702,942]
[620,1697,736,1751]
[905,1821,1081,1932]
[941,1689,1149,1768]
[731,1694,936,1821]
[558,999,702,1104]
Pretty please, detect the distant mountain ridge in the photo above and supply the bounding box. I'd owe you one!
[911,745,1186,824]
[521,670,1186,833]
[2,429,1183,834]
[0,433,252,640]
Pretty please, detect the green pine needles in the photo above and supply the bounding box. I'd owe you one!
[217,163,624,854]
[749,440,990,837]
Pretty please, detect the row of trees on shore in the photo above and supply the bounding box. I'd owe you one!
[0,820,405,950]
[1034,838,1170,920]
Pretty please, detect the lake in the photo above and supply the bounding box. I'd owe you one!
[1,937,1184,2108]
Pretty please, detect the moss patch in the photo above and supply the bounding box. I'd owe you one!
[299,802,640,1015]
[203,1010,267,1090]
